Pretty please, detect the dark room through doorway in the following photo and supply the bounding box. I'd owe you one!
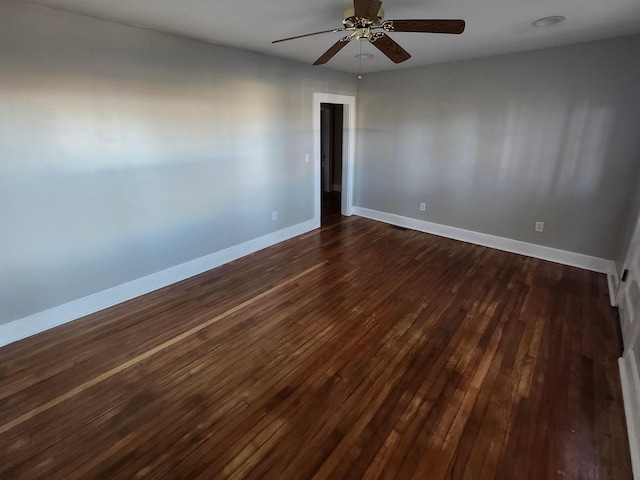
[320,103,343,225]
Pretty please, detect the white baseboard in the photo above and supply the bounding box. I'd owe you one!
[608,269,620,307]
[620,351,640,480]
[0,219,318,348]
[353,207,615,274]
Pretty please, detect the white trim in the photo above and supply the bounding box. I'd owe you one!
[620,351,640,480]
[353,207,615,274]
[609,269,620,307]
[0,219,317,348]
[313,93,356,219]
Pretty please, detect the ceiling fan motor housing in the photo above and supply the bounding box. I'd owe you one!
[342,6,385,29]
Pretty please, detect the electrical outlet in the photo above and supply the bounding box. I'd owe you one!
[272,211,278,221]
[535,221,544,232]
[419,202,426,212]
[304,153,310,163]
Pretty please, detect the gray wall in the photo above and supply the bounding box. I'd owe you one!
[355,36,640,260]
[0,0,356,324]
[635,327,640,372]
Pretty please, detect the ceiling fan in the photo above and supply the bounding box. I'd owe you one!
[272,0,465,65]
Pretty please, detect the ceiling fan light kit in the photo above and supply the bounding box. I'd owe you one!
[272,0,465,66]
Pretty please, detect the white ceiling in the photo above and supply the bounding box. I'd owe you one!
[20,0,640,73]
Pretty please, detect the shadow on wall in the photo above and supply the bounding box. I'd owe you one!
[355,38,640,259]
[0,37,317,326]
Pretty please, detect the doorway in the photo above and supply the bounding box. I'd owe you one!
[320,103,344,224]
[312,93,356,228]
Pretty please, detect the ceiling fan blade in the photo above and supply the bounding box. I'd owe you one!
[313,37,352,65]
[273,28,346,44]
[369,33,411,63]
[384,19,465,34]
[354,0,382,21]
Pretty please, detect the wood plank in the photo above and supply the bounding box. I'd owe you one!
[0,216,632,479]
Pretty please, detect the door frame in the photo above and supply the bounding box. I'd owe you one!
[313,93,356,224]
[617,208,640,480]
[618,210,640,353]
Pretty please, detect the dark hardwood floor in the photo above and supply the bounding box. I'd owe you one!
[0,216,632,479]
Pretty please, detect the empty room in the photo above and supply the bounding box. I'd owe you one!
[1,0,640,478]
